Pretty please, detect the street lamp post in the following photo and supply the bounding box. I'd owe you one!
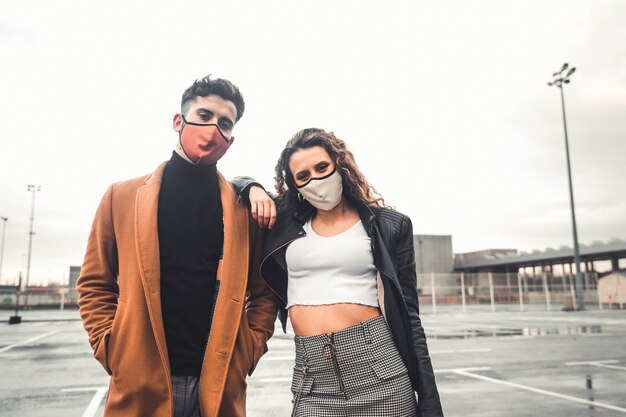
[24,185,41,303]
[0,216,7,283]
[548,63,585,310]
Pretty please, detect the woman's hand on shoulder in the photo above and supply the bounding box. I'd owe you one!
[249,186,277,229]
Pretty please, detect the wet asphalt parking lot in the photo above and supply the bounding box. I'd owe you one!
[1,308,625,417]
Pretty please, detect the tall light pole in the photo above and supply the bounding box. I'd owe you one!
[548,63,584,310]
[24,185,41,298]
[0,216,7,283]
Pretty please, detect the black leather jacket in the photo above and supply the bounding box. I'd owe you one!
[233,179,443,417]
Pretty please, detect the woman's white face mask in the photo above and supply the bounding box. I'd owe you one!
[296,168,343,211]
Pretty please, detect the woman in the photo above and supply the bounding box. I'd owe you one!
[236,128,443,417]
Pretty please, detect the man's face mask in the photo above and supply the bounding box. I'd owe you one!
[297,168,343,211]
[179,115,233,165]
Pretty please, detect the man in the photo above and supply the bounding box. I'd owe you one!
[77,75,278,417]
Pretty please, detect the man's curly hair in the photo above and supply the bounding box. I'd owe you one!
[181,74,245,121]
[274,128,389,210]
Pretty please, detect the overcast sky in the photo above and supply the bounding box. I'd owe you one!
[0,1,625,285]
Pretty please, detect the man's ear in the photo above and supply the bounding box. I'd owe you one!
[173,113,183,132]
[228,136,235,146]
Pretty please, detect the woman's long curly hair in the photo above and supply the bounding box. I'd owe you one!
[274,128,389,211]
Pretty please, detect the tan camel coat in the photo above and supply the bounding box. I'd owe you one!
[77,161,278,417]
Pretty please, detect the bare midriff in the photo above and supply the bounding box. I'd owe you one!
[289,303,382,336]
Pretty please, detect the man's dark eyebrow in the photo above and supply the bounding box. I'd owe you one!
[218,116,234,126]
[193,107,234,125]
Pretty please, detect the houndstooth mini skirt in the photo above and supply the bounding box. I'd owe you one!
[291,315,417,417]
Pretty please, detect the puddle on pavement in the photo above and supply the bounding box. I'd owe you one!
[431,325,604,339]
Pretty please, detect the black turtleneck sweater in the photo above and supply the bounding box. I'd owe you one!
[158,151,224,376]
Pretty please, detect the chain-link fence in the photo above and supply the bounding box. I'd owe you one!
[416,272,624,313]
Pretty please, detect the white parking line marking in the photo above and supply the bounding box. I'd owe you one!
[255,377,291,383]
[62,387,108,392]
[254,367,493,383]
[0,330,61,354]
[432,348,492,354]
[262,348,492,362]
[62,387,108,417]
[436,367,492,373]
[264,356,295,361]
[586,363,626,371]
[82,388,107,417]
[454,369,626,413]
[566,360,619,365]
[566,360,626,371]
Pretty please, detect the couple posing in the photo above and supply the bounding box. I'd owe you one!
[77,74,444,417]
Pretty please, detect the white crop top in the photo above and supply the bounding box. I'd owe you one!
[285,218,379,309]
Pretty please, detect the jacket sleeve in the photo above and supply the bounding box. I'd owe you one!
[231,176,278,205]
[231,176,264,204]
[396,215,444,417]
[76,184,119,375]
[245,223,279,376]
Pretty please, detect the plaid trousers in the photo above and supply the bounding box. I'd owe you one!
[171,374,201,417]
[291,315,418,417]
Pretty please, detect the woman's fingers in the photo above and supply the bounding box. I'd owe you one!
[267,200,277,229]
[248,186,276,228]
[251,201,259,221]
[258,201,268,228]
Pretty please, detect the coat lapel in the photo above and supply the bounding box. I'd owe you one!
[199,172,250,416]
[134,161,170,375]
[215,172,250,306]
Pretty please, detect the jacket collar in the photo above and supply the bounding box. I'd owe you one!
[290,197,378,233]
[353,200,377,235]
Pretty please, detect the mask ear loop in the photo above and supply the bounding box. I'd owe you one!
[178,121,197,164]
[297,192,304,202]
[178,121,193,162]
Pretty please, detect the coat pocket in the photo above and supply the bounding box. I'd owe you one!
[239,313,256,374]
[105,298,126,375]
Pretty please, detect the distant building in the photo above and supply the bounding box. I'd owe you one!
[454,248,517,264]
[414,235,453,274]
[598,270,626,308]
[453,240,626,299]
[414,235,456,295]
[1,285,17,308]
[453,240,626,274]
[69,266,81,303]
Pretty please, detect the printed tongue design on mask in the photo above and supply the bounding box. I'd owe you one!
[179,116,231,165]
